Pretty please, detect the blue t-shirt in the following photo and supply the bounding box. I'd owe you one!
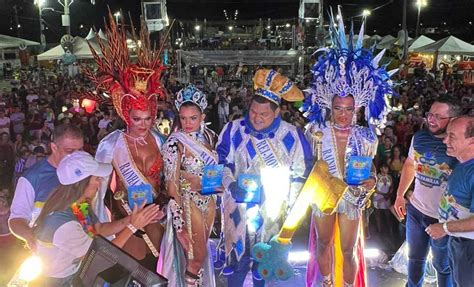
[447,158,474,212]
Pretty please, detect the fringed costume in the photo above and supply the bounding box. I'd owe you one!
[216,69,313,286]
[302,7,397,287]
[158,85,218,287]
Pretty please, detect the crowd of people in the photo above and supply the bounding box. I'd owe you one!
[0,12,473,287]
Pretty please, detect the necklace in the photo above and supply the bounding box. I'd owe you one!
[332,123,352,131]
[124,132,152,168]
[71,201,95,238]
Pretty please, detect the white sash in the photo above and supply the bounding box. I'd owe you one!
[312,124,374,208]
[318,125,342,178]
[113,134,157,195]
[251,137,281,169]
[173,132,218,165]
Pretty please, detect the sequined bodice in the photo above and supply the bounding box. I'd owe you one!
[181,155,206,176]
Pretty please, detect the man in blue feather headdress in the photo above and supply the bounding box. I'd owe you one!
[302,7,397,287]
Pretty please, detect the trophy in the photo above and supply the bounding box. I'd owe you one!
[114,190,159,257]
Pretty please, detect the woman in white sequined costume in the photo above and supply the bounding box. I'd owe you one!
[158,85,218,287]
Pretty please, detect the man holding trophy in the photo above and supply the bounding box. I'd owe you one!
[216,69,313,287]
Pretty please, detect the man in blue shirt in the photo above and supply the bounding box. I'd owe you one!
[9,124,84,251]
[394,96,462,287]
[426,116,474,287]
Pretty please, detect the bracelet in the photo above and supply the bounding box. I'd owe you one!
[127,223,137,234]
[442,222,451,235]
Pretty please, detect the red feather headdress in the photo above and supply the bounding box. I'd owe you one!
[81,11,166,125]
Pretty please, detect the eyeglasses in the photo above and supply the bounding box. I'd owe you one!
[425,112,451,121]
[333,106,355,114]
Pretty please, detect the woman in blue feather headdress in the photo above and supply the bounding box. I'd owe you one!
[302,7,398,287]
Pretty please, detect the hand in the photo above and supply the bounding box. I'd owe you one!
[425,223,447,240]
[361,177,376,190]
[181,171,202,191]
[130,202,161,230]
[148,206,166,224]
[228,181,247,201]
[24,234,37,251]
[205,186,224,194]
[393,195,407,220]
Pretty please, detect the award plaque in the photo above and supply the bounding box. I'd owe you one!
[127,184,153,209]
[346,156,372,185]
[201,164,224,195]
[236,174,262,204]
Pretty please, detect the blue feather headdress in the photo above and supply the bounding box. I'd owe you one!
[302,7,398,129]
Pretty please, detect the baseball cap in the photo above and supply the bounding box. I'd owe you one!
[57,151,112,185]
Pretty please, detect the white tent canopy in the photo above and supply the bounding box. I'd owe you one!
[413,35,474,55]
[377,34,414,49]
[376,35,396,49]
[0,34,39,49]
[370,34,383,41]
[86,28,108,41]
[408,35,435,52]
[37,37,103,61]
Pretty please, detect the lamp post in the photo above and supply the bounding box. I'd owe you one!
[57,0,72,35]
[35,0,46,51]
[114,11,121,23]
[362,9,371,31]
[415,0,427,38]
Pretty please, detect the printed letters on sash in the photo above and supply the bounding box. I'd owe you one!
[173,132,218,165]
[252,138,280,169]
[113,134,156,192]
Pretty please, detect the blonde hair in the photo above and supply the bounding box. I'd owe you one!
[34,177,91,231]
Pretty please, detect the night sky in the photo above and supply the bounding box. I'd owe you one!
[0,0,472,45]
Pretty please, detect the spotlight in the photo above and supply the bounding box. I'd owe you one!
[288,251,310,264]
[9,255,43,285]
[364,248,380,259]
[362,9,371,17]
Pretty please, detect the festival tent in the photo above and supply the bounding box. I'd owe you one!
[376,35,396,49]
[37,37,103,61]
[370,34,383,41]
[0,34,39,49]
[413,35,474,55]
[85,28,108,41]
[378,35,414,50]
[408,35,435,52]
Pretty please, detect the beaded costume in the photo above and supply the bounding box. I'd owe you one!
[302,7,397,287]
[157,85,217,287]
[216,69,313,282]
